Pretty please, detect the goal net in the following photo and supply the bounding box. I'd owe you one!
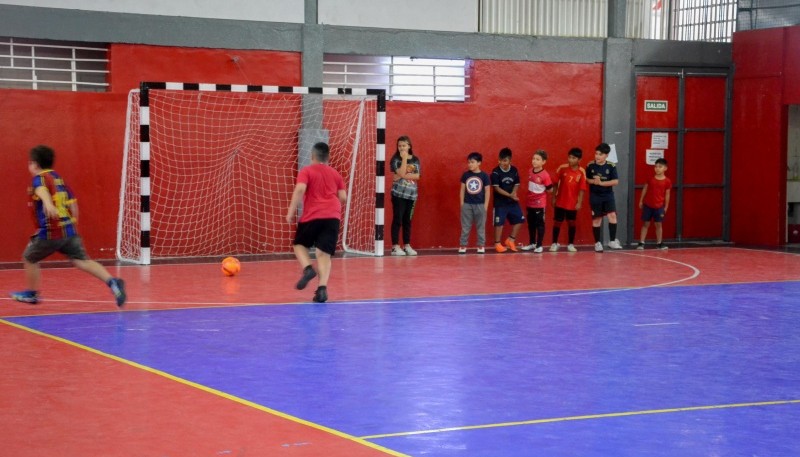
[116,83,386,264]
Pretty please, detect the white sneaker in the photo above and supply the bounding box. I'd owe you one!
[567,244,577,252]
[608,239,623,250]
[594,242,604,252]
[404,245,418,256]
[458,247,467,254]
[391,246,406,256]
[476,247,485,254]
[549,243,560,252]
[533,246,544,253]
[520,243,536,251]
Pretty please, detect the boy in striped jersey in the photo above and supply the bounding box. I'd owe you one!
[10,145,126,306]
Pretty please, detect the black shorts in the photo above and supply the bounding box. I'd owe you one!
[590,195,616,218]
[23,236,90,263]
[293,218,340,255]
[553,206,578,222]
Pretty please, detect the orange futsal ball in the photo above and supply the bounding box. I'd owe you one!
[221,257,241,276]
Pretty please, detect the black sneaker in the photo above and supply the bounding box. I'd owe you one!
[312,286,328,303]
[296,265,317,290]
[636,242,645,250]
[108,278,127,307]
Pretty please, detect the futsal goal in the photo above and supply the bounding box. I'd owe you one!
[116,82,386,264]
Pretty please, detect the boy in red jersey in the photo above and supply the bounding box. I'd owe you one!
[637,158,672,250]
[286,142,347,303]
[550,148,588,252]
[520,150,554,253]
[10,145,126,306]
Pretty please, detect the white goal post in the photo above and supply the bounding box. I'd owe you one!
[116,82,386,264]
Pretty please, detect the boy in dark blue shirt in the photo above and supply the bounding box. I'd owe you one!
[585,143,622,252]
[491,147,525,252]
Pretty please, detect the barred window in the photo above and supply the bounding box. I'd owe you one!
[671,0,737,42]
[324,55,470,102]
[0,37,109,92]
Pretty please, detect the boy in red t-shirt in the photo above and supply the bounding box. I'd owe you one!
[286,142,347,303]
[520,150,554,253]
[637,158,672,250]
[549,147,588,252]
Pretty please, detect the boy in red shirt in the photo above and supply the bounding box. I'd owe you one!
[520,150,553,253]
[286,142,347,303]
[550,148,588,252]
[637,158,672,250]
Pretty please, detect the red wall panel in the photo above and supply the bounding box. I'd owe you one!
[108,45,302,93]
[0,91,127,261]
[730,77,785,245]
[730,26,800,246]
[731,28,784,79]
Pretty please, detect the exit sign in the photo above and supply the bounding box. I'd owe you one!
[645,100,668,112]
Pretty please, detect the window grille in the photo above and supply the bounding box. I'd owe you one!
[480,0,738,42]
[0,37,109,92]
[671,0,738,42]
[323,55,470,102]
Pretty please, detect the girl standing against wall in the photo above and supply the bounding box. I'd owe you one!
[389,135,421,255]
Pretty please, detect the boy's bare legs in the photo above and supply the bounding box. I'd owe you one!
[292,244,312,269]
[72,259,113,282]
[315,251,332,287]
[655,222,663,244]
[640,221,651,244]
[73,259,127,306]
[23,260,41,291]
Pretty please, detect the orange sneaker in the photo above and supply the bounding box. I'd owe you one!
[505,238,518,252]
[495,242,507,253]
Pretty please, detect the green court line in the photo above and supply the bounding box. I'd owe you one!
[360,399,800,440]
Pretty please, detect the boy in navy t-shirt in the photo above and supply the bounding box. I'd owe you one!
[585,143,622,252]
[459,152,492,254]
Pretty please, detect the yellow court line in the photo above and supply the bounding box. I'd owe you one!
[0,319,407,457]
[359,399,800,440]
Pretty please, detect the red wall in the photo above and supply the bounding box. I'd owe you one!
[0,45,302,262]
[0,46,602,261]
[385,60,603,250]
[731,27,800,245]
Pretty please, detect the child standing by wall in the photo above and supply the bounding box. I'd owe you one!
[491,147,525,252]
[459,152,492,254]
[586,143,622,252]
[637,158,672,250]
[521,150,554,253]
[550,147,588,252]
[389,135,421,256]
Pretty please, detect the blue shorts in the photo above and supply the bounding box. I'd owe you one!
[641,204,666,223]
[493,205,525,226]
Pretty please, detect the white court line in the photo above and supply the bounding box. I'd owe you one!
[633,322,681,327]
[0,251,703,311]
